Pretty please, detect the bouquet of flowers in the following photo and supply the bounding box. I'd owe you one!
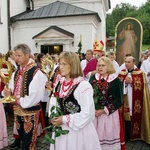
[91,79,105,110]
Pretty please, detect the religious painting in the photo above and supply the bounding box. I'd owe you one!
[115,17,143,66]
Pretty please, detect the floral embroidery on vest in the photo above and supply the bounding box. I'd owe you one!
[55,82,81,115]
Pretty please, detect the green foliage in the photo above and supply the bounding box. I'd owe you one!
[93,84,104,110]
[139,1,150,14]
[106,0,150,45]
[78,41,82,55]
[43,98,69,145]
[111,3,137,25]
[106,14,115,36]
[126,10,139,18]
[142,44,150,51]
[89,77,104,110]
[143,29,150,44]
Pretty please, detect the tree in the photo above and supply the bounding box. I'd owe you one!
[106,1,150,45]
[112,3,137,25]
[106,14,115,36]
[106,3,137,36]
[137,1,150,44]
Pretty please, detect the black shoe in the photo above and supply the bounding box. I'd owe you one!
[9,138,21,149]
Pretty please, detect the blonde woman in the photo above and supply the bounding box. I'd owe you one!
[89,56,125,150]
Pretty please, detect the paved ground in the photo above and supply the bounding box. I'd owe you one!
[3,121,150,150]
[3,122,50,150]
[126,141,150,150]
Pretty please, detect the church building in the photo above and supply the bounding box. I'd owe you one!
[0,0,110,54]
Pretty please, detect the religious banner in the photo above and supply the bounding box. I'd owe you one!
[115,17,143,66]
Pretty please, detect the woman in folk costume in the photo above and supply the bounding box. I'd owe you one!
[0,77,8,149]
[49,51,101,150]
[89,56,125,150]
[0,101,8,149]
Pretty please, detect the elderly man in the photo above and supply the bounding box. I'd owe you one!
[3,44,47,149]
[118,56,150,144]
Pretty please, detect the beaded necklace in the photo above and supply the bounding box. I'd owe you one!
[62,79,74,92]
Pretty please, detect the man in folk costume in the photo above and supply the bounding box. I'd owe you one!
[3,44,47,150]
[118,56,150,144]
[9,103,47,149]
[9,112,46,149]
[83,40,105,80]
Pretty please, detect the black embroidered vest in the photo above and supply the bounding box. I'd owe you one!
[14,66,38,97]
[55,82,81,115]
[14,66,40,111]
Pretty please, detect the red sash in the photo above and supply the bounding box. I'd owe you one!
[131,70,144,139]
[118,69,144,139]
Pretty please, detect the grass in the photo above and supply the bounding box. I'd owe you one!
[142,45,149,51]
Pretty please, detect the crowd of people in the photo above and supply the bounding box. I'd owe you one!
[0,43,150,150]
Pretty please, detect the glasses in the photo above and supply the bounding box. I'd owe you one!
[59,62,70,67]
[98,64,106,67]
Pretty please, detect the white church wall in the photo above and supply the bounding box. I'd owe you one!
[33,0,109,45]
[11,15,98,54]
[0,0,28,53]
[10,0,28,17]
[0,0,9,53]
[61,0,107,47]
[0,0,109,54]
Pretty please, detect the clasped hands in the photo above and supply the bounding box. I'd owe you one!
[125,76,132,84]
[95,109,105,117]
[51,116,63,127]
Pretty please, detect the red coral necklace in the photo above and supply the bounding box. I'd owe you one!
[62,79,74,92]
[98,74,109,90]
